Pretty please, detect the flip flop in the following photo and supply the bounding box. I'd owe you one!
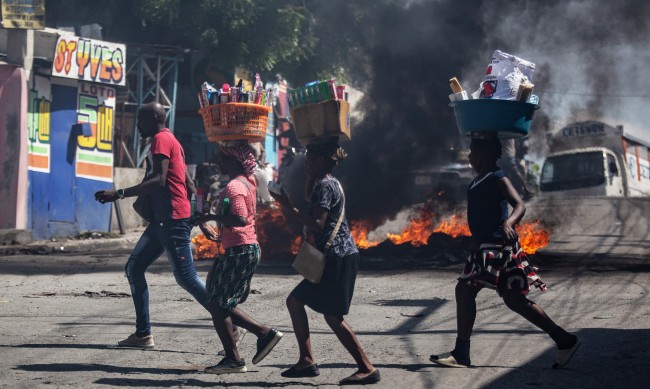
[553,337,582,369]
[430,354,470,368]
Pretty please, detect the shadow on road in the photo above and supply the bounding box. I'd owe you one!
[479,328,650,389]
[93,378,321,387]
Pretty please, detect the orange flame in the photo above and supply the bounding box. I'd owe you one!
[516,220,550,254]
[386,211,434,247]
[433,214,471,238]
[350,210,550,254]
[192,233,223,260]
[350,221,381,249]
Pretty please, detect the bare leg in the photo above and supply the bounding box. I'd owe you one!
[229,307,269,338]
[501,290,575,348]
[209,304,240,361]
[456,281,482,341]
[286,294,315,367]
[324,314,375,377]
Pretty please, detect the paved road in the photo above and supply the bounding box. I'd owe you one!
[0,253,648,388]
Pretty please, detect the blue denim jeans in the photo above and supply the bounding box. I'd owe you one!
[124,218,208,335]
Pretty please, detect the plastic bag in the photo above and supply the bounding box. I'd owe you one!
[480,50,535,100]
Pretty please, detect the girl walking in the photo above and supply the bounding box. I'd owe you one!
[430,137,581,369]
[199,143,283,374]
[271,142,380,385]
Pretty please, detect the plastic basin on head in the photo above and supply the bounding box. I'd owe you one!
[450,99,540,139]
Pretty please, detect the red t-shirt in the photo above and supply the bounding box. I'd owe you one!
[147,128,190,220]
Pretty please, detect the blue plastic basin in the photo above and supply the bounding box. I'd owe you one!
[450,99,540,139]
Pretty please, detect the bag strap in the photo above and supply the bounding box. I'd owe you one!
[324,180,345,250]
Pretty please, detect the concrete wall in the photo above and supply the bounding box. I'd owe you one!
[0,65,28,229]
[110,167,148,232]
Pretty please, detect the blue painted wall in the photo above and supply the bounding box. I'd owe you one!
[28,82,113,239]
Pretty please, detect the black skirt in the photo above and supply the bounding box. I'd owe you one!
[290,253,359,316]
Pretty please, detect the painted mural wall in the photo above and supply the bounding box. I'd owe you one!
[27,76,116,239]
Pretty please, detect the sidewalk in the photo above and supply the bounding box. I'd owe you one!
[0,229,144,256]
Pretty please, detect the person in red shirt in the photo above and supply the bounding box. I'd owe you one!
[198,142,283,374]
[95,102,213,349]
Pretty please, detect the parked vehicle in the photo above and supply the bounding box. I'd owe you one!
[540,121,650,197]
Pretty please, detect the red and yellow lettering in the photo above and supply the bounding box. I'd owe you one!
[76,39,91,78]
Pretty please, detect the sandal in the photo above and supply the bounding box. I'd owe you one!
[553,337,581,369]
[430,353,470,368]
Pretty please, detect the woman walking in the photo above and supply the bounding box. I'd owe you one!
[271,142,380,385]
[430,137,581,369]
[200,143,283,374]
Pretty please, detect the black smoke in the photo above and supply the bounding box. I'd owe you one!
[284,0,650,227]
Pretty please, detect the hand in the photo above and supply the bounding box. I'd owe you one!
[95,190,118,204]
[502,221,517,244]
[270,188,292,208]
[199,222,219,241]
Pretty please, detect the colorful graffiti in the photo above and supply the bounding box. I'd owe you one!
[27,89,50,172]
[75,82,115,182]
[52,35,126,86]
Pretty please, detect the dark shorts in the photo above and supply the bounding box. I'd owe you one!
[291,252,359,316]
[207,244,260,310]
[459,242,546,295]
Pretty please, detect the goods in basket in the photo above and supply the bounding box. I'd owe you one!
[289,79,351,143]
[288,79,346,108]
[448,76,469,102]
[479,50,535,100]
[516,82,534,102]
[449,50,540,139]
[198,73,274,143]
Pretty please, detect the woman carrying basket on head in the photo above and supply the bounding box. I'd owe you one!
[271,142,380,386]
[198,143,283,374]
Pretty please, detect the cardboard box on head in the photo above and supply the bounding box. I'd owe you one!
[291,100,351,144]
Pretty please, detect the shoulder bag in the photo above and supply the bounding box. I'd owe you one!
[292,181,345,284]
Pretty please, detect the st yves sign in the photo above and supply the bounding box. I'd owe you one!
[52,35,126,87]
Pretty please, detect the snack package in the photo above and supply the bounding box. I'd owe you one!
[480,50,535,100]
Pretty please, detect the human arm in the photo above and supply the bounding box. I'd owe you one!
[94,154,170,203]
[498,176,526,243]
[270,188,323,233]
[185,169,197,199]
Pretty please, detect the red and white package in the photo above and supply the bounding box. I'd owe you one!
[479,50,535,100]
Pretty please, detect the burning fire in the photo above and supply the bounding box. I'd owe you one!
[386,211,434,247]
[349,221,381,249]
[349,212,550,254]
[433,214,471,238]
[193,205,551,260]
[192,233,223,259]
[516,220,551,254]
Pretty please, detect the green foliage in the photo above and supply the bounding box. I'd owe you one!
[44,0,396,85]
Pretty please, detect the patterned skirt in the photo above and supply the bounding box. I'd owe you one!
[459,242,547,295]
[207,244,260,310]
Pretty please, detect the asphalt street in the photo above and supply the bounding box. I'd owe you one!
[0,252,648,388]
